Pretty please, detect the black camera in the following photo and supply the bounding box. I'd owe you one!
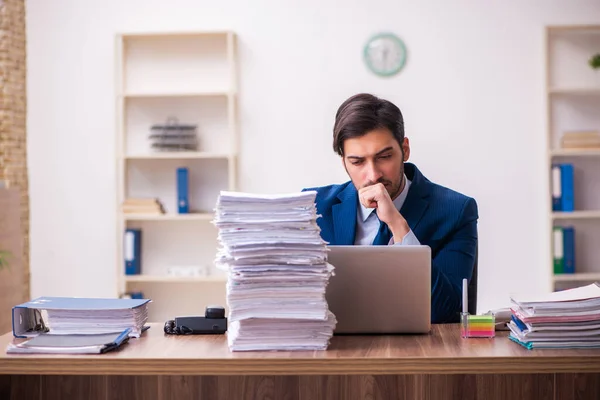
[164,305,227,335]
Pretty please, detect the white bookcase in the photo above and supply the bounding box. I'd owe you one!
[115,31,237,322]
[546,25,600,291]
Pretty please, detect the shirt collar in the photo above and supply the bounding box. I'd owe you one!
[358,174,412,222]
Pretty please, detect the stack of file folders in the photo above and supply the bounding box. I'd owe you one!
[11,297,151,339]
[508,283,600,349]
[6,330,131,354]
[213,190,336,351]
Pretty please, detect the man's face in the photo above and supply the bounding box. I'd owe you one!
[342,128,410,201]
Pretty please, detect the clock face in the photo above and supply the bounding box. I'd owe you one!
[363,33,407,77]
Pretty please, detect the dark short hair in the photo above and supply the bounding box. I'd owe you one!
[333,93,405,156]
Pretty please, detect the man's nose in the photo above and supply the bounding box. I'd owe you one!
[365,162,383,183]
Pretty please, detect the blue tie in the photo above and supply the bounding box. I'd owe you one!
[372,213,392,245]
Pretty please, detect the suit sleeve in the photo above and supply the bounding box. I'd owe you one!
[430,197,478,323]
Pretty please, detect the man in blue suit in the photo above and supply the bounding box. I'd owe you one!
[304,93,478,323]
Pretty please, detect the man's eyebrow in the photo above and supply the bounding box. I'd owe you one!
[346,147,394,160]
[375,146,394,156]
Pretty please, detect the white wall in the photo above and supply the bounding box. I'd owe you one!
[25,0,600,312]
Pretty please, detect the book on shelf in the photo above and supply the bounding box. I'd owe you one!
[122,197,165,215]
[560,131,600,150]
[553,226,575,275]
[551,163,574,212]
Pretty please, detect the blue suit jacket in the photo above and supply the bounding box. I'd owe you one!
[304,162,478,323]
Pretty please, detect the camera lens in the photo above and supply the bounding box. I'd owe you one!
[205,305,225,319]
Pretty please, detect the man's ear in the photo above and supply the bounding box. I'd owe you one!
[402,137,410,161]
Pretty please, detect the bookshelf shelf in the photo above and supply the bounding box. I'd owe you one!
[552,211,600,220]
[553,273,600,282]
[121,30,234,39]
[546,25,600,291]
[125,275,227,283]
[548,88,600,96]
[125,152,232,160]
[550,149,600,157]
[123,213,214,222]
[122,90,233,98]
[115,30,238,322]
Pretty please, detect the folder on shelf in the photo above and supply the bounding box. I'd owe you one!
[551,164,562,211]
[553,226,564,274]
[124,228,141,275]
[563,226,575,274]
[6,329,131,354]
[11,297,151,338]
[177,167,189,214]
[560,164,574,212]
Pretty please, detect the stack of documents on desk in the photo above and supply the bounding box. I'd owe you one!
[508,283,600,349]
[12,297,150,338]
[6,329,131,354]
[213,190,336,351]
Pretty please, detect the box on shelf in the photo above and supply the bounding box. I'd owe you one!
[149,117,199,152]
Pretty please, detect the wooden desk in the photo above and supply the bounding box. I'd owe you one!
[1,323,599,400]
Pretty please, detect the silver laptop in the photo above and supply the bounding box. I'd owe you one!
[325,245,431,334]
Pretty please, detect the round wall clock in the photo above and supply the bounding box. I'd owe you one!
[363,32,407,77]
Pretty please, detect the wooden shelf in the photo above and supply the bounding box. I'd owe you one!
[550,149,600,157]
[125,152,232,160]
[547,25,600,33]
[122,90,232,98]
[553,272,600,282]
[548,88,600,96]
[123,213,213,221]
[552,211,600,220]
[120,30,234,38]
[125,275,227,283]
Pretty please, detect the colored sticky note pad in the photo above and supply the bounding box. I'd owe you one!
[461,314,495,338]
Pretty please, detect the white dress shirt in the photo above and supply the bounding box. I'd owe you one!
[353,174,421,246]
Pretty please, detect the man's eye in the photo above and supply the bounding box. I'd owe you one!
[351,160,363,166]
[379,155,391,160]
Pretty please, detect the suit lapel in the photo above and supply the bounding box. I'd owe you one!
[401,163,430,234]
[332,183,358,245]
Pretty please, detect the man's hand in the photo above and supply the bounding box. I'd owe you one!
[358,183,410,242]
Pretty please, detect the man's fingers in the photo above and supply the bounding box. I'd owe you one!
[359,192,379,208]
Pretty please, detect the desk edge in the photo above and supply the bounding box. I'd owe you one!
[2,357,600,375]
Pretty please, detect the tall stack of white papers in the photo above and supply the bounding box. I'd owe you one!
[213,190,336,351]
[508,283,600,349]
